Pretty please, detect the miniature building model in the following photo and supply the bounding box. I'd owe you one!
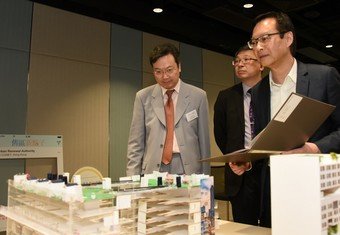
[137,176,215,234]
[0,172,215,234]
[271,153,340,235]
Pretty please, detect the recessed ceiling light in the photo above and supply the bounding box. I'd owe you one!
[243,3,253,9]
[325,44,333,48]
[153,7,163,13]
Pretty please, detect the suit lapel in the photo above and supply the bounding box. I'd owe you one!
[253,76,271,133]
[151,84,166,126]
[262,78,271,125]
[235,83,245,129]
[152,81,191,126]
[175,82,190,125]
[296,61,309,96]
[235,84,245,135]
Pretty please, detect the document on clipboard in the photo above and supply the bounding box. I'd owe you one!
[202,93,335,163]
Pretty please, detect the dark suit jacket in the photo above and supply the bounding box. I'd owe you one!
[252,61,340,227]
[214,83,244,197]
[214,83,261,225]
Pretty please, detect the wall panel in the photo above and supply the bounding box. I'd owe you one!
[26,54,109,176]
[110,68,141,179]
[26,4,111,177]
[110,24,142,179]
[0,49,29,134]
[203,49,234,87]
[142,72,155,88]
[0,0,32,206]
[111,23,142,71]
[0,0,32,51]
[31,3,110,65]
[0,160,25,206]
[180,43,203,87]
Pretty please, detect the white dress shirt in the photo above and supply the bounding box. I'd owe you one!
[243,83,252,148]
[270,59,297,119]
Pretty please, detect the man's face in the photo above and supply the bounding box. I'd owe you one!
[152,54,181,90]
[251,18,292,69]
[233,50,262,81]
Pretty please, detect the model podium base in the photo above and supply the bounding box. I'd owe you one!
[0,172,215,234]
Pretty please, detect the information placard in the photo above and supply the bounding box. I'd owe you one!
[0,134,63,174]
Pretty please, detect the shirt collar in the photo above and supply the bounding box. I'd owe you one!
[269,58,297,87]
[242,83,252,96]
[161,79,181,96]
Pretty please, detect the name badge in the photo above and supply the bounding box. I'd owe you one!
[186,110,198,122]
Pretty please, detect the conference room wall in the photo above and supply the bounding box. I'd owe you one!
[26,3,110,177]
[0,1,237,183]
[0,0,32,206]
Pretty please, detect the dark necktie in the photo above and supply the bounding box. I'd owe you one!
[248,89,255,139]
[162,90,175,164]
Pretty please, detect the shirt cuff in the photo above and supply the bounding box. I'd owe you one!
[245,162,252,171]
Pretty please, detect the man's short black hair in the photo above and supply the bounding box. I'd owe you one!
[149,43,180,67]
[253,11,296,56]
[235,45,252,58]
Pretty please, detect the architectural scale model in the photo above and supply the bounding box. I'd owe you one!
[0,171,215,234]
[270,153,340,235]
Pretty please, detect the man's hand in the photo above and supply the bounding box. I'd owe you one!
[284,142,320,154]
[229,162,251,176]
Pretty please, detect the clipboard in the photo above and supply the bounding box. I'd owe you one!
[202,93,335,163]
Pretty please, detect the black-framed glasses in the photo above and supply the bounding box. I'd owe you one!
[232,58,257,66]
[247,31,287,49]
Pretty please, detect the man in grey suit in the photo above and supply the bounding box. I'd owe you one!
[231,11,340,227]
[126,43,211,176]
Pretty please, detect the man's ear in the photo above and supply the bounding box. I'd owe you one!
[178,63,181,73]
[285,31,294,48]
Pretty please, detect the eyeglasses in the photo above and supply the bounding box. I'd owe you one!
[247,31,287,49]
[153,67,176,77]
[232,58,258,66]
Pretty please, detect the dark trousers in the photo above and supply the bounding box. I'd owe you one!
[259,164,271,228]
[230,170,260,226]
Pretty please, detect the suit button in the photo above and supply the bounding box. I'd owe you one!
[157,164,160,167]
[160,144,163,148]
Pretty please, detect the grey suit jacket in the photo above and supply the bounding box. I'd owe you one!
[126,80,211,176]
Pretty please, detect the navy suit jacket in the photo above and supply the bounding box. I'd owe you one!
[252,60,340,227]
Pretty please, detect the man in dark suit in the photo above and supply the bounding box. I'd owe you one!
[214,45,263,225]
[246,11,340,227]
